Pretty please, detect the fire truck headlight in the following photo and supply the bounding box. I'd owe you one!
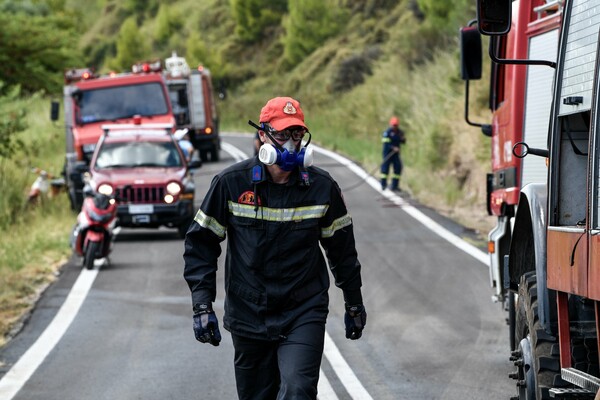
[166,182,181,195]
[164,194,175,204]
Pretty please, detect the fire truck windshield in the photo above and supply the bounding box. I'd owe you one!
[78,83,169,124]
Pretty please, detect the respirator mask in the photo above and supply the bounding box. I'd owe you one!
[249,121,314,171]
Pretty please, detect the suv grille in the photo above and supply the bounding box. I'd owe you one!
[117,185,165,204]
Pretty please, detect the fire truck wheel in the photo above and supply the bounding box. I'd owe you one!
[508,291,516,350]
[210,146,219,162]
[513,272,563,400]
[200,149,209,163]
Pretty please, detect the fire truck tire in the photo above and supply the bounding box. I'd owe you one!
[200,149,208,162]
[210,146,219,162]
[514,272,563,400]
[84,241,100,270]
[508,291,516,350]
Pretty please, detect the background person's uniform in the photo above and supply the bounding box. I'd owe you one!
[183,156,364,399]
[380,119,406,191]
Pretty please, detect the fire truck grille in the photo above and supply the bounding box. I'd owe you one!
[117,185,165,204]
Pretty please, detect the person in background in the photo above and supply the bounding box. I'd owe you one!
[380,116,406,191]
[184,96,366,400]
[175,128,194,163]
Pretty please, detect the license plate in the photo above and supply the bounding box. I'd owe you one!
[129,204,154,214]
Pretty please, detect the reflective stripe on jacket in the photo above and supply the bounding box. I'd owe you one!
[183,157,363,340]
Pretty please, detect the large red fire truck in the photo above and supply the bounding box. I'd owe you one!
[472,0,600,398]
[163,52,220,162]
[461,0,561,351]
[52,61,175,210]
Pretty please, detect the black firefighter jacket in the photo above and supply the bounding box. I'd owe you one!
[183,157,363,340]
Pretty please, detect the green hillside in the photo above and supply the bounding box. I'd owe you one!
[79,0,492,231]
[0,0,494,344]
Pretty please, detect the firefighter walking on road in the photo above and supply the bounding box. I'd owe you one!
[183,96,366,400]
[380,116,406,191]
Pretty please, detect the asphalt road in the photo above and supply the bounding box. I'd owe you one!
[0,133,514,399]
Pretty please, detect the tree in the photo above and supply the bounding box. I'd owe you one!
[229,0,287,43]
[155,3,182,45]
[0,12,82,94]
[283,0,349,66]
[111,17,151,71]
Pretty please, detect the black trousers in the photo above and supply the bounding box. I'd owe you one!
[231,321,325,400]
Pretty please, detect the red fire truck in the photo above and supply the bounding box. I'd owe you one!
[461,0,562,351]
[163,52,220,162]
[52,61,175,210]
[473,0,600,398]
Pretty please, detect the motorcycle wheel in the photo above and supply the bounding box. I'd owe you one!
[84,241,100,270]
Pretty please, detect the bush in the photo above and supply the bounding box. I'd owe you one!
[331,47,381,93]
[282,0,349,66]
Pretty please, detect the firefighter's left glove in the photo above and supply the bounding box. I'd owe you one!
[193,304,221,346]
[344,304,367,340]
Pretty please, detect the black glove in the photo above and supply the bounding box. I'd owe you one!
[193,304,221,346]
[344,304,367,340]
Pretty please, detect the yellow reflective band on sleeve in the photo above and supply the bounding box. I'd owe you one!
[321,214,352,238]
[194,209,226,238]
[382,137,391,143]
[228,201,329,221]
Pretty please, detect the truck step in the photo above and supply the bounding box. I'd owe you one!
[549,388,595,399]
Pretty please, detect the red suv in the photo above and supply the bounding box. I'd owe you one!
[87,123,200,237]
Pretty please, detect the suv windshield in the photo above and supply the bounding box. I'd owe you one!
[79,83,169,124]
[95,141,183,169]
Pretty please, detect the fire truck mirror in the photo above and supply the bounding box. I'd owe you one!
[476,0,511,36]
[50,101,60,121]
[460,27,482,80]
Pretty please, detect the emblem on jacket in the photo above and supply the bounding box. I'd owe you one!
[238,191,261,205]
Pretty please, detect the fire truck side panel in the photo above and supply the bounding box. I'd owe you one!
[189,72,206,129]
[557,0,599,117]
[486,0,560,301]
[521,29,559,186]
[547,0,598,297]
[547,227,588,296]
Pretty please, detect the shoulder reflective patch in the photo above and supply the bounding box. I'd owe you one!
[321,214,352,238]
[228,201,328,221]
[194,209,226,238]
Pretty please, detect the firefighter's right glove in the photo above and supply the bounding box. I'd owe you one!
[344,304,367,340]
[193,304,221,346]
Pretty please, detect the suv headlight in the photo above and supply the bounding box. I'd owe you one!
[98,183,114,196]
[166,182,181,195]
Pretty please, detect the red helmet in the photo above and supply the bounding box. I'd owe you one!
[389,116,399,126]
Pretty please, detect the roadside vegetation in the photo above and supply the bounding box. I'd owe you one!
[0,0,493,346]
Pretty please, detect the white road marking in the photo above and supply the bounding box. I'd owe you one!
[317,367,339,400]
[313,146,489,266]
[0,269,98,400]
[323,331,373,400]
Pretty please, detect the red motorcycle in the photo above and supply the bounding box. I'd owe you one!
[71,186,118,270]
